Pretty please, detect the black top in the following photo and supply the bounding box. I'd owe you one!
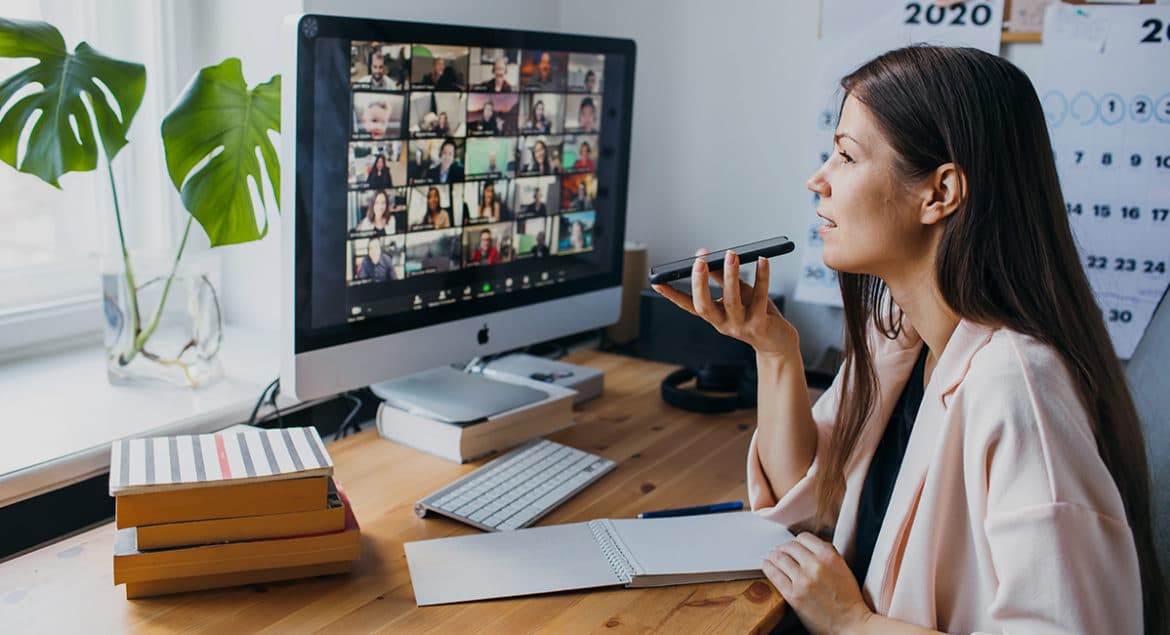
[849,347,929,585]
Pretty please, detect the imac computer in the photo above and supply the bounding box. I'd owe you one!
[280,14,636,402]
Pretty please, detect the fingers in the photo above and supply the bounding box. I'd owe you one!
[691,258,724,327]
[650,284,699,317]
[794,532,835,559]
[778,539,818,569]
[750,256,771,320]
[722,251,744,322]
[761,557,792,595]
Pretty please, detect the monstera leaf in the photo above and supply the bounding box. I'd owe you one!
[0,18,145,186]
[162,58,280,246]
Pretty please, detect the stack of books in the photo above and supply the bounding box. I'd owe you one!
[108,426,361,598]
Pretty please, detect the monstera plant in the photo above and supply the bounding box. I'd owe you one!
[0,18,279,385]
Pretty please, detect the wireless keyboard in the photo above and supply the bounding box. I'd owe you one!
[414,438,616,531]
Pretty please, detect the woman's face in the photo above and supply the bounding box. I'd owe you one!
[806,95,926,278]
[373,192,387,222]
[427,188,440,211]
[374,155,385,171]
[367,239,381,261]
[534,101,544,120]
[533,142,546,165]
[438,113,448,127]
[483,184,494,204]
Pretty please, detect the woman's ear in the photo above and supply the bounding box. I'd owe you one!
[921,162,965,225]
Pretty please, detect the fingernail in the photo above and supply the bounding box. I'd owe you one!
[727,251,737,266]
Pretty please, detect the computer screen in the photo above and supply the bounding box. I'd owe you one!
[283,15,635,400]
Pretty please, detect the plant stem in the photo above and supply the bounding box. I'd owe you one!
[135,215,193,352]
[107,156,141,365]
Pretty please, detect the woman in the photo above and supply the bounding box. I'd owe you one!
[355,189,394,234]
[477,181,501,222]
[527,140,555,176]
[367,153,393,189]
[527,99,550,133]
[568,220,586,251]
[653,46,1164,634]
[420,186,450,229]
[435,111,451,137]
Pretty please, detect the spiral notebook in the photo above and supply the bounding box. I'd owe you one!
[403,511,794,606]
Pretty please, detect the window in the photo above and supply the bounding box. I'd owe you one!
[0,0,185,360]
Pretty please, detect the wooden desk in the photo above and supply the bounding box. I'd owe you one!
[0,351,786,634]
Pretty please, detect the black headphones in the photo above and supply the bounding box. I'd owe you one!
[660,363,757,414]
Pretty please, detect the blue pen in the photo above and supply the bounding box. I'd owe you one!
[637,501,744,519]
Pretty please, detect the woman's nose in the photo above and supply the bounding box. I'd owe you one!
[806,165,830,198]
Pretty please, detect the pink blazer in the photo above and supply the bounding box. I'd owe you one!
[748,319,1143,633]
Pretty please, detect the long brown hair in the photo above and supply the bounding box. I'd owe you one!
[815,45,1166,631]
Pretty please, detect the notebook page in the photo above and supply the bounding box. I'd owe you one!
[608,512,794,579]
[405,521,624,606]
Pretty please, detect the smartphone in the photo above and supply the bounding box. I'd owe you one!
[647,236,795,285]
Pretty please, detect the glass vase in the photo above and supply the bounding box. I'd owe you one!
[102,249,224,387]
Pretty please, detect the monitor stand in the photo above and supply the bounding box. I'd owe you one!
[368,365,549,425]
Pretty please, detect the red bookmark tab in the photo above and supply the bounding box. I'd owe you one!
[214,434,232,479]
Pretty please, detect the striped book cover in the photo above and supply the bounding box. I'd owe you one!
[109,427,333,496]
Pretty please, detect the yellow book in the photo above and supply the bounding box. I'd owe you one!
[125,560,353,599]
[115,476,328,529]
[135,480,345,550]
[113,490,360,586]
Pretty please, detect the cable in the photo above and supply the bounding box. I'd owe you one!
[333,391,364,441]
[268,379,284,428]
[247,378,279,426]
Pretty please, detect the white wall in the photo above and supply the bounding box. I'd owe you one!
[191,0,1048,363]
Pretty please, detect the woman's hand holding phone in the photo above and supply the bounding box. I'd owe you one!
[651,248,801,362]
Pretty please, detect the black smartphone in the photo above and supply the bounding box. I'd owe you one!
[647,236,795,285]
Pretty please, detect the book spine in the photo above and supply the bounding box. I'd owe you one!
[588,520,635,585]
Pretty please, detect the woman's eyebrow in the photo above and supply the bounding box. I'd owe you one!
[834,132,860,146]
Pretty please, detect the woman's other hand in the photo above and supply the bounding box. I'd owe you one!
[763,533,874,635]
[651,248,799,361]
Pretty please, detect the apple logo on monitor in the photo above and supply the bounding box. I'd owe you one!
[477,323,490,345]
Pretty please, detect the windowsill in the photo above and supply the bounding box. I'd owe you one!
[0,325,287,508]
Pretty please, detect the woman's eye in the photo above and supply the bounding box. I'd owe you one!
[838,150,854,164]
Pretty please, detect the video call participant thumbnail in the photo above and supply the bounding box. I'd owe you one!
[513,175,558,218]
[470,48,520,93]
[467,93,519,136]
[411,44,469,90]
[463,222,516,266]
[520,93,564,134]
[464,137,517,180]
[463,179,512,225]
[349,188,408,236]
[563,94,600,134]
[520,50,567,92]
[567,53,604,93]
[518,136,563,177]
[408,137,466,185]
[407,184,462,231]
[405,228,463,276]
[353,92,406,139]
[553,211,596,254]
[348,236,405,284]
[515,217,552,258]
[409,92,467,138]
[560,172,597,211]
[561,135,598,173]
[351,42,410,90]
[348,141,407,189]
